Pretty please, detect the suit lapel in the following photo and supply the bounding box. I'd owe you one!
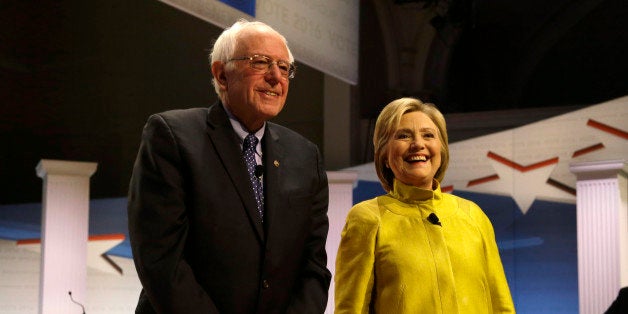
[205,103,265,242]
[262,124,285,241]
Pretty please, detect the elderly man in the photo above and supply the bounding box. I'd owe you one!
[128,19,331,313]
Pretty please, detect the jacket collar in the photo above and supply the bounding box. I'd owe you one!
[389,178,443,204]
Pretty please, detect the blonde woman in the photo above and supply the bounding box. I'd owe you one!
[335,97,515,313]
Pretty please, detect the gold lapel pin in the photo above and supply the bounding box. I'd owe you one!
[274,160,280,167]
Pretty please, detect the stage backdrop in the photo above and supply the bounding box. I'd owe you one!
[157,0,359,85]
[0,96,626,313]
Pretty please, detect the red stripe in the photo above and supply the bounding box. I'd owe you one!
[572,143,605,157]
[16,233,125,245]
[88,234,125,241]
[587,119,628,139]
[467,174,500,187]
[16,238,40,245]
[487,151,558,172]
[546,178,576,196]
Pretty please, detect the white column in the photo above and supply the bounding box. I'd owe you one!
[570,159,627,314]
[36,159,97,314]
[325,171,358,314]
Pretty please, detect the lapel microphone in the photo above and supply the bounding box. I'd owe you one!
[427,213,442,226]
[254,165,264,179]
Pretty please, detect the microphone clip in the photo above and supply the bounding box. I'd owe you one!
[427,213,442,226]
[254,165,264,179]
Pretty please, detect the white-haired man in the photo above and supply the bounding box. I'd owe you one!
[128,19,331,313]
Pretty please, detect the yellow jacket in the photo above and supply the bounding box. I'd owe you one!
[335,179,515,313]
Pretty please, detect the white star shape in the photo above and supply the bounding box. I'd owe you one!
[485,158,558,214]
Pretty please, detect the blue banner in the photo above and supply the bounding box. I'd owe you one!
[219,0,256,17]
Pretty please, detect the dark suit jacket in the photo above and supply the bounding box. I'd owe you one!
[128,103,331,313]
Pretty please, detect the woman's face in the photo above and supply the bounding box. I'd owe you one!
[386,111,442,190]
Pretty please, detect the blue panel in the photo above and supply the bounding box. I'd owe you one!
[0,198,133,257]
[0,222,40,240]
[107,242,133,259]
[353,180,385,204]
[219,0,256,17]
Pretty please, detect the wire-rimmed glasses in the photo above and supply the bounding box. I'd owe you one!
[229,55,296,79]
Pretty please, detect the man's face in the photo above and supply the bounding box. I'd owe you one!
[217,28,291,131]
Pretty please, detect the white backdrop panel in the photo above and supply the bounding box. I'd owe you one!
[158,0,359,84]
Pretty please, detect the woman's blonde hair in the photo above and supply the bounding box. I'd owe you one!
[373,97,449,192]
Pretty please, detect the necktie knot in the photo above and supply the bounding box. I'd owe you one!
[244,133,258,153]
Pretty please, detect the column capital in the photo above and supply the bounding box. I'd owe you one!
[569,159,627,181]
[36,159,98,178]
[327,171,358,185]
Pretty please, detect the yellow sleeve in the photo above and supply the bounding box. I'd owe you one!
[334,200,380,314]
[472,204,516,313]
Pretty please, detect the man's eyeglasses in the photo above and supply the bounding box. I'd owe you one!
[229,55,296,79]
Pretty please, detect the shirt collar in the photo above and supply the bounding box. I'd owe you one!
[222,104,265,149]
[222,105,266,142]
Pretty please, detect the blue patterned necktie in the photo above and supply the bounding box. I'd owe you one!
[243,133,264,220]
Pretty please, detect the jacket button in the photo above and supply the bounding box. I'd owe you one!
[262,280,270,289]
